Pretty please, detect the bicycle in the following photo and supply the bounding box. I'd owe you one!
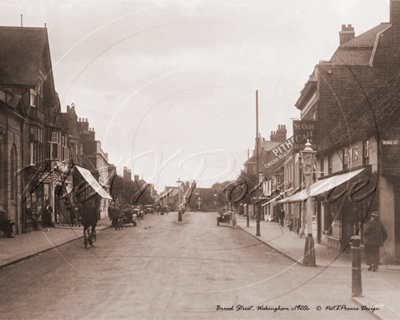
[84,225,96,248]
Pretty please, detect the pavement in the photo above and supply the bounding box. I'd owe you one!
[0,218,111,269]
[236,216,400,320]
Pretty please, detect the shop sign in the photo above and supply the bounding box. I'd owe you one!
[264,136,294,169]
[293,120,319,152]
[382,140,399,145]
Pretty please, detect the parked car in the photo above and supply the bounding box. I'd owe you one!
[217,210,231,226]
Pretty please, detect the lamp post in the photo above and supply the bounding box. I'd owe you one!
[177,178,183,222]
[300,140,316,267]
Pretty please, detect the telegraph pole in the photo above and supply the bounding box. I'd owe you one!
[256,90,260,236]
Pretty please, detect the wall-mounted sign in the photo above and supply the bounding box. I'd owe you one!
[293,120,319,152]
[382,140,399,145]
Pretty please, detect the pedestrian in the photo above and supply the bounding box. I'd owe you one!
[109,203,120,230]
[279,208,285,227]
[80,201,98,247]
[364,211,387,272]
[70,204,77,227]
[40,200,53,230]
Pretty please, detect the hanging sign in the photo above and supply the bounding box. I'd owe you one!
[293,120,319,152]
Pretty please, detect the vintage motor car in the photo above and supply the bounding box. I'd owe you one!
[217,210,231,226]
[122,206,137,226]
[134,208,144,220]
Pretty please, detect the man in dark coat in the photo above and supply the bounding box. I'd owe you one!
[279,208,285,227]
[41,200,53,230]
[364,211,387,272]
[109,203,120,230]
[81,202,98,247]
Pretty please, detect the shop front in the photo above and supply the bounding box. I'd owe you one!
[279,167,376,251]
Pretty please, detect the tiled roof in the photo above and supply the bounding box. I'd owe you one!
[330,49,373,66]
[244,155,255,164]
[318,70,400,155]
[330,23,390,66]
[261,141,281,151]
[0,27,48,85]
[340,23,389,48]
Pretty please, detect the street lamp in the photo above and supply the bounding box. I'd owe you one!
[176,178,183,222]
[300,140,316,267]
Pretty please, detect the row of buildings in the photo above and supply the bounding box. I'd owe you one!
[0,26,118,234]
[244,0,400,264]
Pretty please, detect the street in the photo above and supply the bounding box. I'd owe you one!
[0,212,374,320]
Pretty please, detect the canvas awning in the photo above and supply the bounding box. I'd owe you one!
[278,168,365,204]
[261,195,281,206]
[75,165,112,200]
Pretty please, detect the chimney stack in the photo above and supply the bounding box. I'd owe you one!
[276,124,287,142]
[391,0,400,28]
[339,24,355,45]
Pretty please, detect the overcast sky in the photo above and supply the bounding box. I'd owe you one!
[2,0,391,192]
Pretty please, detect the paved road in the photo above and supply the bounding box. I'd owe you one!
[0,212,375,319]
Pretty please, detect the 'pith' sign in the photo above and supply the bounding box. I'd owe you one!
[264,136,294,169]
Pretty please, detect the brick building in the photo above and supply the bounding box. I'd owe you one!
[279,0,400,263]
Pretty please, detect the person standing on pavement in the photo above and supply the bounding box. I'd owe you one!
[364,211,387,272]
[69,204,77,227]
[279,207,285,227]
[41,200,53,230]
[109,203,120,230]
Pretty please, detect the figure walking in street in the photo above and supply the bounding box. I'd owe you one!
[279,207,285,227]
[364,211,387,272]
[109,202,120,230]
[81,201,98,247]
[41,200,53,231]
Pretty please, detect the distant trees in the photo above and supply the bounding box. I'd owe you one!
[109,175,154,209]
[212,171,256,213]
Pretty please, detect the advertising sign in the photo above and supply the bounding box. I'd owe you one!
[264,136,294,169]
[293,120,318,152]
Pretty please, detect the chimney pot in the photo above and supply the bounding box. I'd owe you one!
[339,24,355,45]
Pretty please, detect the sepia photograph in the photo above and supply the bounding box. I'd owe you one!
[0,0,399,319]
